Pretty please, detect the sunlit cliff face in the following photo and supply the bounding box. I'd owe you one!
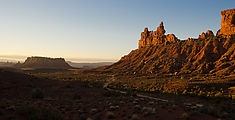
[218,8,235,36]
[221,9,235,27]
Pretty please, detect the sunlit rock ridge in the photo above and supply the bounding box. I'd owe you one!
[100,8,235,76]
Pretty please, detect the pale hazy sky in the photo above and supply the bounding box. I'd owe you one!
[0,0,234,62]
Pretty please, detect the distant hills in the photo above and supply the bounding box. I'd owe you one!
[66,61,113,68]
[0,56,113,69]
[0,62,15,67]
[15,56,73,69]
[99,8,235,76]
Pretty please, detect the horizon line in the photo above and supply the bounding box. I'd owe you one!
[0,55,118,63]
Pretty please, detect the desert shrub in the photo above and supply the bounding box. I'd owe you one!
[161,104,167,109]
[88,82,103,88]
[121,112,126,118]
[65,105,73,111]
[93,113,102,120]
[86,117,92,120]
[126,91,137,97]
[109,101,120,106]
[109,105,119,111]
[133,100,138,105]
[189,111,200,117]
[90,108,98,115]
[39,106,62,120]
[18,105,62,120]
[18,105,37,119]
[134,105,141,113]
[142,107,156,116]
[104,91,122,97]
[73,93,82,100]
[207,107,219,117]
[181,113,189,119]
[131,114,139,120]
[31,88,44,99]
[106,111,115,119]
[7,115,17,120]
[214,91,222,97]
[199,106,218,117]
[65,83,72,88]
[77,113,86,120]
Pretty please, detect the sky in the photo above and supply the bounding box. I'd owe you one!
[0,0,234,63]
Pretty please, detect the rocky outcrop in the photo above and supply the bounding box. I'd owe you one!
[198,30,214,39]
[217,8,235,36]
[138,22,179,48]
[16,56,72,69]
[99,8,235,76]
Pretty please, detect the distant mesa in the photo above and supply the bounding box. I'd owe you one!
[100,8,235,76]
[16,56,73,69]
[67,61,113,68]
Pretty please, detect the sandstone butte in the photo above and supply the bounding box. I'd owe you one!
[16,56,72,69]
[99,8,235,76]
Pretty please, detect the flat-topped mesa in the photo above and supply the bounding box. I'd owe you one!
[138,22,179,48]
[217,8,235,36]
[17,56,72,69]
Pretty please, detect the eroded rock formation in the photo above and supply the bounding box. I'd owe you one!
[138,22,179,48]
[217,8,235,36]
[99,8,235,76]
[198,30,214,39]
[16,56,72,69]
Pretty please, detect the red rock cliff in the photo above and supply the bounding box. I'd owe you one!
[99,8,235,76]
[217,8,235,36]
[138,22,179,48]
